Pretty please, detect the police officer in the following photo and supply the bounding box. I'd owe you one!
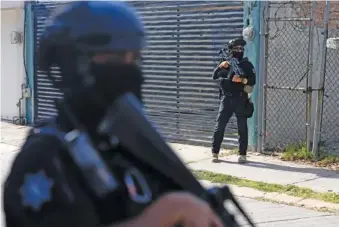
[2,2,224,227]
[211,37,256,163]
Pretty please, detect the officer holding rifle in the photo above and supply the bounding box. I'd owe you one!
[211,38,256,163]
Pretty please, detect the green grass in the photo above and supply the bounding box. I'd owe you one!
[280,143,314,161]
[192,169,339,204]
[280,143,339,168]
[318,155,339,166]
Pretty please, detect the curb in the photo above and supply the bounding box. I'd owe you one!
[199,180,339,213]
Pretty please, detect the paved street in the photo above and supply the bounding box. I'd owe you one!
[1,121,339,226]
[231,197,339,227]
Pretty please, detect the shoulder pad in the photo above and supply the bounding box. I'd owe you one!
[27,120,51,136]
[29,118,66,142]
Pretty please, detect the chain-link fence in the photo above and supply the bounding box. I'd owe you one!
[260,1,339,156]
[262,1,313,151]
[320,27,339,155]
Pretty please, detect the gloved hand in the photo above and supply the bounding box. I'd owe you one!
[244,85,253,93]
[232,75,248,84]
[219,61,229,69]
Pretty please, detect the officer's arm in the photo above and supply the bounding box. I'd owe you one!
[213,66,231,81]
[212,65,222,80]
[3,135,99,227]
[243,61,256,86]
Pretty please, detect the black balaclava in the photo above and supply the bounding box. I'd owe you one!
[232,51,244,60]
[58,52,144,132]
[228,38,246,60]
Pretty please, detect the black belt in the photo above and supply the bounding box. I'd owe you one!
[223,92,244,97]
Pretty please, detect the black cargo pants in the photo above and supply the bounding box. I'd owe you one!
[212,95,248,155]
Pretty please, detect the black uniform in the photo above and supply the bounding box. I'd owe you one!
[3,110,175,227]
[211,57,256,155]
[2,2,173,227]
[3,123,100,227]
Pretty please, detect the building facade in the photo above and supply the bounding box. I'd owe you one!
[1,1,27,124]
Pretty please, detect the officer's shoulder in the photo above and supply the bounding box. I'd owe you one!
[11,124,63,172]
[27,124,62,149]
[4,125,98,227]
[4,124,62,206]
[241,58,254,67]
[241,57,251,63]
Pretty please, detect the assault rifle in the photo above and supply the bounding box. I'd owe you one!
[94,93,256,227]
[218,46,244,79]
[53,87,255,227]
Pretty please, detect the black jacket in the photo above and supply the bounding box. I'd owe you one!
[3,115,174,227]
[212,57,256,96]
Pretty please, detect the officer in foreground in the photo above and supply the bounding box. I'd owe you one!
[211,38,256,163]
[3,2,223,227]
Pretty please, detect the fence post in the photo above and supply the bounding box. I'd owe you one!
[258,1,269,152]
[305,1,316,152]
[243,0,262,151]
[312,0,331,158]
[24,2,35,125]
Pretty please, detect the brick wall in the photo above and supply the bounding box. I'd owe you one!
[298,1,339,29]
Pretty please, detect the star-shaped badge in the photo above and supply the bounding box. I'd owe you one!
[19,170,54,212]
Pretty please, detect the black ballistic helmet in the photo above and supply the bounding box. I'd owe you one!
[228,37,247,50]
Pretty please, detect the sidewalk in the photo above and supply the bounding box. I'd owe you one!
[0,122,30,185]
[1,121,339,194]
[171,143,339,194]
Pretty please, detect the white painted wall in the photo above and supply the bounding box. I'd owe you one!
[0,1,24,9]
[1,7,25,120]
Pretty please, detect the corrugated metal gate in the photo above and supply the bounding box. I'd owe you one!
[32,1,244,148]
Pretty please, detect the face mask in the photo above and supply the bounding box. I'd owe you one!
[90,63,144,104]
[65,62,144,130]
[232,51,244,60]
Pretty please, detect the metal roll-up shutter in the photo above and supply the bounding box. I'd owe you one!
[131,2,182,142]
[32,1,244,148]
[177,1,243,147]
[132,1,244,147]
[32,2,66,122]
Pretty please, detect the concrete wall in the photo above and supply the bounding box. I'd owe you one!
[243,1,262,148]
[1,5,26,122]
